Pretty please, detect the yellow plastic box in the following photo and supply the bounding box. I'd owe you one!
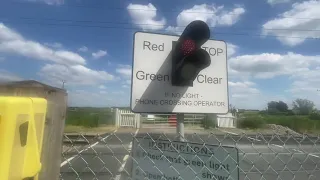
[0,97,47,180]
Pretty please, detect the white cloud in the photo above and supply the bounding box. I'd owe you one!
[227,43,238,57]
[99,85,106,89]
[0,23,22,40]
[39,64,114,85]
[43,0,64,5]
[68,90,110,107]
[26,0,64,5]
[116,65,132,88]
[218,7,246,26]
[229,81,255,88]
[262,0,320,46]
[166,4,245,33]
[0,23,85,65]
[229,81,260,95]
[267,0,291,5]
[0,70,22,82]
[288,67,320,107]
[289,67,320,93]
[68,89,129,107]
[78,46,88,52]
[228,80,265,109]
[112,91,124,95]
[127,3,166,30]
[116,64,132,78]
[44,42,62,48]
[92,50,107,59]
[227,50,320,108]
[228,80,290,110]
[229,52,320,79]
[99,90,107,94]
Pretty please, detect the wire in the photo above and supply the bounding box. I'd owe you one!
[2,16,320,32]
[2,0,320,21]
[3,20,319,40]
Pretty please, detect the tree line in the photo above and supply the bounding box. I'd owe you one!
[266,99,320,120]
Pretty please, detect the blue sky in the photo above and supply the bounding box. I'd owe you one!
[0,0,319,109]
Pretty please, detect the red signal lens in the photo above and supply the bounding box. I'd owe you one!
[180,39,196,56]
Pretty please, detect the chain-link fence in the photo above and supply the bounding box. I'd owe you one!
[60,126,320,180]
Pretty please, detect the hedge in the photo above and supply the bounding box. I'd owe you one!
[237,116,265,129]
[239,114,320,133]
[66,108,114,127]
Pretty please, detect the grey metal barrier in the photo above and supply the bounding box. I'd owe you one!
[60,128,320,180]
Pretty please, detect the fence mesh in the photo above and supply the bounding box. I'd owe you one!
[60,126,320,180]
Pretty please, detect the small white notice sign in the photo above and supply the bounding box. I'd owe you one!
[131,32,229,113]
[131,137,239,180]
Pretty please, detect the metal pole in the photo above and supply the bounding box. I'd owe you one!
[177,113,185,141]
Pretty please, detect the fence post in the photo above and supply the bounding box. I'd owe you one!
[115,108,119,127]
[177,113,185,141]
[135,114,141,128]
[38,99,67,180]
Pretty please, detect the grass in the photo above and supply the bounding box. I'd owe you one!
[237,116,265,129]
[263,115,320,133]
[64,125,116,134]
[304,129,320,135]
[238,112,320,134]
[66,107,114,127]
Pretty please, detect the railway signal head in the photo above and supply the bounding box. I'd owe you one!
[171,20,211,87]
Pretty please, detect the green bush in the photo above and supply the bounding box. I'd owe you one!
[258,110,268,115]
[242,111,260,116]
[312,120,320,131]
[237,116,265,129]
[309,112,320,120]
[201,114,217,129]
[239,112,320,133]
[263,115,317,133]
[66,108,114,127]
[267,108,280,115]
[286,110,295,116]
[267,111,288,116]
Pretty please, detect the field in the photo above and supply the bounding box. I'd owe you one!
[65,107,320,135]
[63,125,116,133]
[64,108,217,132]
[65,107,114,132]
[238,111,320,134]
